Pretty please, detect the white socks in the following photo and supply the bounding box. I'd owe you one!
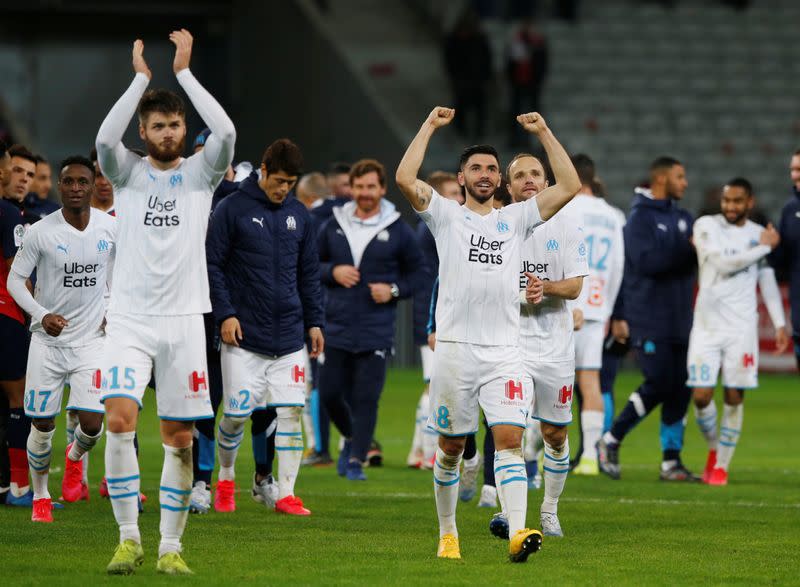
[27,427,55,499]
[542,439,570,515]
[717,404,743,471]
[494,448,527,536]
[433,447,461,537]
[66,411,90,482]
[694,402,718,450]
[105,431,141,544]
[68,424,103,462]
[581,411,604,459]
[159,444,193,557]
[217,416,246,482]
[275,406,303,499]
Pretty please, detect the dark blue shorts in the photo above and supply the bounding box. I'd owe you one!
[0,314,29,380]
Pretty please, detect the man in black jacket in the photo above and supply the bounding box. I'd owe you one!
[206,139,324,516]
[318,158,422,481]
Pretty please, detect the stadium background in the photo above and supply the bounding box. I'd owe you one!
[0,0,795,369]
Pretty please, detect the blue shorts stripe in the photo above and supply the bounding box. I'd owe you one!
[160,414,214,421]
[160,485,191,495]
[276,432,303,436]
[101,394,143,408]
[65,406,105,414]
[267,403,305,408]
[533,416,572,426]
[500,476,528,485]
[487,421,526,429]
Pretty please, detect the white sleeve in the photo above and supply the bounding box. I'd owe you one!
[758,266,786,329]
[564,225,589,279]
[520,197,544,240]
[416,189,445,236]
[95,73,149,185]
[607,220,625,311]
[8,230,48,323]
[176,69,236,183]
[694,219,771,275]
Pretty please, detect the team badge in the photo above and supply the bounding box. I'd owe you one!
[547,239,560,252]
[377,230,389,242]
[286,216,297,231]
[677,219,688,233]
[169,173,183,188]
[497,220,509,233]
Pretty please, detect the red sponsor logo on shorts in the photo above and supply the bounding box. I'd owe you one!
[189,370,207,392]
[93,369,102,389]
[292,365,305,384]
[559,384,573,404]
[505,379,523,401]
[742,353,754,368]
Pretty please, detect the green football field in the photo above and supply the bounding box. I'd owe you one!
[1,369,798,586]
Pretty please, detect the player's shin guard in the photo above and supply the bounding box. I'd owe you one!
[694,402,718,449]
[433,447,461,537]
[106,431,140,544]
[69,424,103,462]
[275,407,303,499]
[494,448,527,536]
[9,408,32,495]
[581,411,604,460]
[542,439,569,515]
[159,444,192,557]
[217,416,246,481]
[716,404,743,471]
[27,426,54,499]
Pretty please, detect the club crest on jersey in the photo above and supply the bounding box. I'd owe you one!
[56,243,69,255]
[169,173,183,188]
[497,220,509,233]
[578,242,586,256]
[748,239,759,248]
[286,216,297,231]
[546,239,559,252]
[377,230,389,242]
[97,239,110,253]
[13,224,26,247]
[677,218,688,233]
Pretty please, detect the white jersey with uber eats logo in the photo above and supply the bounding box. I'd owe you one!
[9,208,117,346]
[105,152,224,315]
[519,208,588,362]
[417,189,544,347]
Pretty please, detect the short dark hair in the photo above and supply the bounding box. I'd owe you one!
[262,138,303,176]
[327,162,351,177]
[349,158,386,187]
[426,171,458,193]
[8,144,37,166]
[34,154,49,166]
[59,155,95,177]
[137,89,186,122]
[571,153,595,185]
[725,177,753,196]
[89,147,98,163]
[458,144,500,170]
[649,156,681,174]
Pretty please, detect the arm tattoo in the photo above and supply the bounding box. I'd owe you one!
[416,185,428,206]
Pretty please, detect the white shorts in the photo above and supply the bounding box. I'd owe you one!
[523,358,575,426]
[99,313,212,420]
[427,341,530,436]
[25,337,105,418]
[420,345,434,383]
[574,319,604,370]
[221,345,307,417]
[687,326,758,389]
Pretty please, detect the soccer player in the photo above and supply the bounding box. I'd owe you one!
[95,31,235,575]
[89,148,115,215]
[1,143,36,506]
[598,157,698,481]
[565,154,624,475]
[396,107,580,562]
[207,138,324,515]
[7,155,116,521]
[771,150,800,370]
[24,155,59,221]
[689,178,787,485]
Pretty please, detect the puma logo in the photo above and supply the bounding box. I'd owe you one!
[252,217,264,227]
[57,244,69,254]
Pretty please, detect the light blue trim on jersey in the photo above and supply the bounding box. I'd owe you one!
[543,466,569,475]
[107,474,140,483]
[101,394,143,409]
[544,452,570,463]
[275,446,304,451]
[434,475,460,487]
[500,476,528,485]
[160,504,190,512]
[266,403,305,408]
[109,491,139,500]
[486,421,526,429]
[222,410,254,418]
[160,485,191,495]
[65,406,105,414]
[159,414,215,421]
[533,416,572,426]
[425,424,479,437]
[27,411,61,419]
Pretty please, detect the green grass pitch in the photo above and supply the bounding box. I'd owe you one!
[1,369,798,585]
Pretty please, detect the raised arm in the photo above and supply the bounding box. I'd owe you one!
[516,113,580,221]
[396,107,454,211]
[95,40,151,184]
[171,29,236,176]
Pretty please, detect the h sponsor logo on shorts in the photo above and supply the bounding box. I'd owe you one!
[558,384,573,405]
[505,379,523,401]
[292,365,305,384]
[742,353,755,368]
[93,369,102,389]
[189,370,207,392]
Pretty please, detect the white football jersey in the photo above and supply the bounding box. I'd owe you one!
[519,208,588,361]
[106,154,222,315]
[565,194,624,322]
[693,215,773,331]
[11,209,117,346]
[417,190,543,346]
